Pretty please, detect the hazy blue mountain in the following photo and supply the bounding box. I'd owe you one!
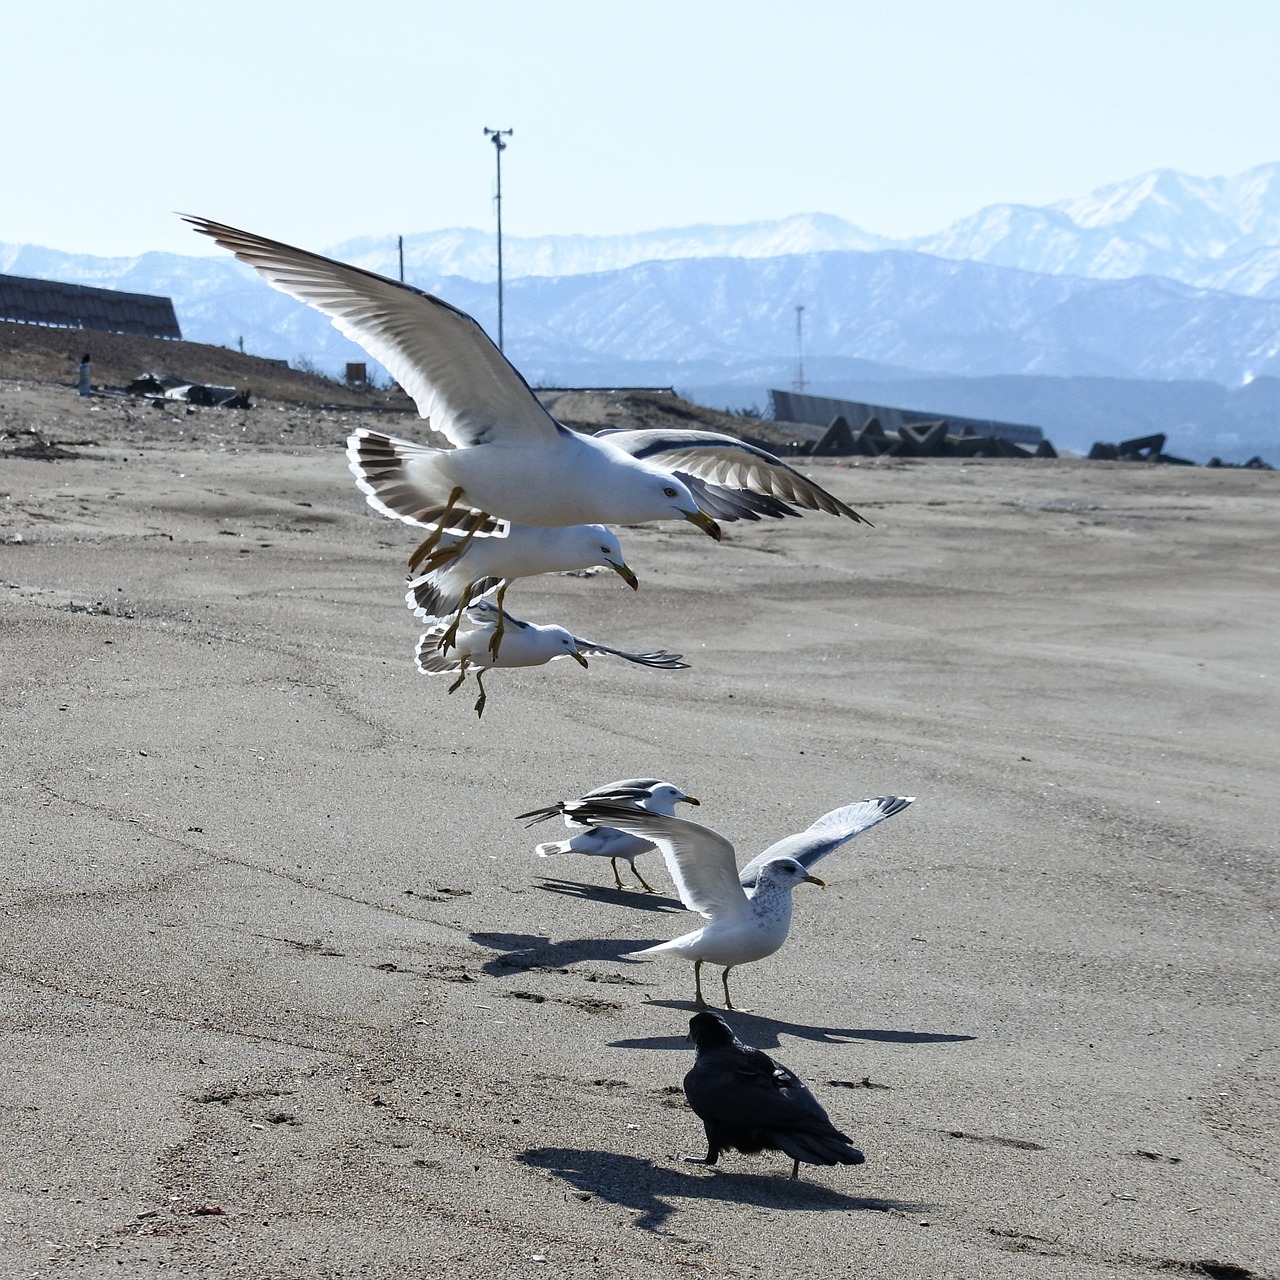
[488,252,1280,386]
[318,165,1280,297]
[4,162,1280,461]
[35,246,1267,389]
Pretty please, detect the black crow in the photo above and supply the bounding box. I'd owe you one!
[682,1011,865,1180]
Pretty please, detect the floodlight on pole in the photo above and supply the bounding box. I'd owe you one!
[484,126,514,351]
[793,304,808,394]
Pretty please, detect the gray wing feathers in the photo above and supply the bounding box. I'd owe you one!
[516,779,671,827]
[563,801,747,920]
[600,429,867,523]
[737,795,914,886]
[572,638,690,669]
[184,217,558,448]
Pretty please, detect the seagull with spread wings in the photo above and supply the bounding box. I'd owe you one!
[562,794,914,1007]
[184,218,868,567]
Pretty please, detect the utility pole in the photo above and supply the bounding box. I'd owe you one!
[483,126,514,351]
[792,304,808,394]
[398,235,405,283]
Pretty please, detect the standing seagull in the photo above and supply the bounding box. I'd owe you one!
[516,778,700,893]
[562,794,914,1007]
[183,218,868,551]
[682,1011,865,1180]
[415,598,687,718]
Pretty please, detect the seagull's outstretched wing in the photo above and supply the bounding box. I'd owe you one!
[598,428,869,524]
[184,216,561,449]
[565,801,748,922]
[570,637,690,669]
[737,795,914,887]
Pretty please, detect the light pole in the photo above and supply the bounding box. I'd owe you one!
[483,126,513,351]
[793,304,808,394]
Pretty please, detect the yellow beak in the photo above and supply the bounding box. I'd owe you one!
[609,560,639,590]
[680,795,701,807]
[804,874,826,889]
[683,509,722,541]
[571,651,590,669]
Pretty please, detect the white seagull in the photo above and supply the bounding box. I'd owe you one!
[183,218,868,554]
[414,598,687,718]
[516,778,700,893]
[405,522,637,657]
[562,794,915,1007]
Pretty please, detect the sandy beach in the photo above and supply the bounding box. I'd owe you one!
[2,380,1277,1279]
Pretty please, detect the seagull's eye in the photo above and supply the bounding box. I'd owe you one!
[600,545,611,554]
[663,486,678,497]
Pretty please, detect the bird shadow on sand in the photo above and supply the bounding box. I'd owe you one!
[469,930,667,978]
[518,1146,926,1232]
[533,876,686,914]
[608,1001,977,1052]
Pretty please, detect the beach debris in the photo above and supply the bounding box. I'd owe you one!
[1088,433,1194,464]
[1207,454,1274,470]
[1,428,95,460]
[126,372,252,409]
[173,1200,226,1216]
[681,1011,865,1180]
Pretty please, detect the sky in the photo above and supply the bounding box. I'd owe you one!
[3,0,1278,258]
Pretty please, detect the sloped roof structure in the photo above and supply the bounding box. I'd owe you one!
[0,274,181,339]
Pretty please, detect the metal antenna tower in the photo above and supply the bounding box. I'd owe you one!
[483,127,514,350]
[792,304,808,393]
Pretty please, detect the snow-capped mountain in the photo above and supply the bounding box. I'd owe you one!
[3,163,1280,460]
[914,163,1280,296]
[306,164,1280,297]
[330,212,891,285]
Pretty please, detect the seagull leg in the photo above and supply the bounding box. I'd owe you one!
[693,959,708,1008]
[722,966,736,1010]
[409,486,465,569]
[609,857,626,890]
[631,861,656,894]
[408,534,464,579]
[486,581,510,660]
[437,582,478,653]
[473,668,488,718]
[790,1158,801,1181]
[447,656,470,695]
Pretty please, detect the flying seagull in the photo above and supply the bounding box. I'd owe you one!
[562,794,914,1007]
[414,598,687,717]
[405,521,637,658]
[682,1011,865,1180]
[516,778,700,892]
[183,218,867,559]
